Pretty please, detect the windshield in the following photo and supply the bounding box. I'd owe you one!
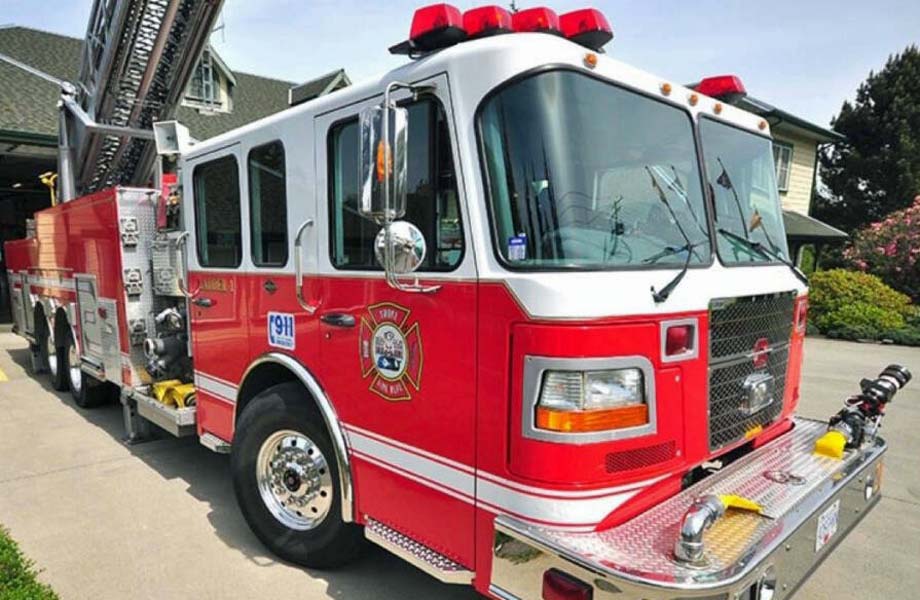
[698,118,789,263]
[479,70,711,270]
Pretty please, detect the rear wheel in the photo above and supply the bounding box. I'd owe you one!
[63,331,110,408]
[231,382,364,568]
[38,319,68,391]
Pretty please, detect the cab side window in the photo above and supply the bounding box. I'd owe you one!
[194,155,241,268]
[328,99,463,271]
[249,141,288,267]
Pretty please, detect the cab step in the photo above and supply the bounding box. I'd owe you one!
[365,518,473,585]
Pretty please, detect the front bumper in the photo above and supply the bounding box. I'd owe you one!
[490,418,886,600]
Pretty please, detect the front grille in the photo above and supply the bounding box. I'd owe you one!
[708,292,795,450]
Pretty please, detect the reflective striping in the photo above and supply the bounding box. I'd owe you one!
[343,423,658,528]
[193,371,238,402]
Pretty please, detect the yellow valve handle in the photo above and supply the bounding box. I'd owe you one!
[718,494,763,514]
[814,430,847,459]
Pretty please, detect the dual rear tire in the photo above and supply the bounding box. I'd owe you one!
[36,318,111,408]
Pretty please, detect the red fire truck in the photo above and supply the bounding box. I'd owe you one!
[4,4,911,599]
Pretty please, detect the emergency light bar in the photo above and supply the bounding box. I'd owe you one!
[693,75,748,103]
[390,4,613,55]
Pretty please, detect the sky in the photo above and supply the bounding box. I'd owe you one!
[3,0,918,128]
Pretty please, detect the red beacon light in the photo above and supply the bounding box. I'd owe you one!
[694,75,748,103]
[390,3,467,55]
[463,5,513,39]
[560,8,613,51]
[511,7,561,34]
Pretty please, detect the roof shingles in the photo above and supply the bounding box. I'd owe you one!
[0,26,292,142]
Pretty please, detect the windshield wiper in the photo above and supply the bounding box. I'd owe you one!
[643,240,707,265]
[645,166,698,303]
[717,227,809,286]
[715,157,751,241]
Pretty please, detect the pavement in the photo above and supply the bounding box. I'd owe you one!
[0,332,917,599]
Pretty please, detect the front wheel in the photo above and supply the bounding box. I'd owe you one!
[231,382,364,568]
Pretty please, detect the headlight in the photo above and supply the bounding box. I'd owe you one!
[536,368,648,433]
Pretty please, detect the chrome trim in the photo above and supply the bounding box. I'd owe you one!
[673,494,725,564]
[658,317,699,363]
[237,353,353,523]
[491,417,887,599]
[522,355,657,444]
[365,518,473,585]
[294,219,318,314]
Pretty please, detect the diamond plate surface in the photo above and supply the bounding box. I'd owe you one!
[366,519,469,574]
[534,419,847,582]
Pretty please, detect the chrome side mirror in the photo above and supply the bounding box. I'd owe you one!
[359,102,407,223]
[375,221,426,274]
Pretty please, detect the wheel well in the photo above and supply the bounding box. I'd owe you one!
[235,362,302,424]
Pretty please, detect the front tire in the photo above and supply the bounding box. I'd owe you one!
[231,382,364,568]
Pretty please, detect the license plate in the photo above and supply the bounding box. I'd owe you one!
[815,500,840,553]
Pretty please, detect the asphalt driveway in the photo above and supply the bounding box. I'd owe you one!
[0,332,917,599]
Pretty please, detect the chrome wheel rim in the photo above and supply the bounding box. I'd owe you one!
[45,334,58,376]
[68,341,81,394]
[256,429,333,530]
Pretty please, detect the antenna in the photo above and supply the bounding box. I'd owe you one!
[509,1,519,13]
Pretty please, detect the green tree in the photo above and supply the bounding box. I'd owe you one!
[815,45,920,232]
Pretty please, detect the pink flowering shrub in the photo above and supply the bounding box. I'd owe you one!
[844,196,920,300]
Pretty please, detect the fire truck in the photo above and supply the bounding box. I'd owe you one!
[3,3,912,599]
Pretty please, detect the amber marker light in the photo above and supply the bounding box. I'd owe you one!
[536,404,649,433]
[660,82,672,96]
[759,120,768,130]
[688,93,699,106]
[583,52,598,68]
[714,102,723,114]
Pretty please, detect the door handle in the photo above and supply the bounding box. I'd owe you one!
[192,297,214,308]
[320,313,356,328]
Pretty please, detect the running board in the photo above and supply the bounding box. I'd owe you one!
[365,518,473,585]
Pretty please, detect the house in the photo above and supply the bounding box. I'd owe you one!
[0,25,349,322]
[735,95,849,263]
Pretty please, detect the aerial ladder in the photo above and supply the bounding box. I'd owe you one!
[1,0,224,201]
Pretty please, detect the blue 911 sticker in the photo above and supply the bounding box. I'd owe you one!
[268,312,295,350]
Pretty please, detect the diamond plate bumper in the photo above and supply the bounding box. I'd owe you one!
[490,417,886,600]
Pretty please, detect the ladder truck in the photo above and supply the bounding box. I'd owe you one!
[3,3,911,598]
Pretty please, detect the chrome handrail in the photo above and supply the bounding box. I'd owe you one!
[294,219,318,314]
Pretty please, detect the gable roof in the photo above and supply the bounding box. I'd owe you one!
[289,69,351,107]
[0,25,294,143]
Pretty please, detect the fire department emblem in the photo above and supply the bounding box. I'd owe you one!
[359,302,423,401]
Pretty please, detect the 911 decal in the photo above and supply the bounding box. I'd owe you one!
[268,312,295,350]
[359,302,423,401]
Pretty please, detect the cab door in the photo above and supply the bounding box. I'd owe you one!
[242,131,322,381]
[314,76,478,566]
[185,144,250,440]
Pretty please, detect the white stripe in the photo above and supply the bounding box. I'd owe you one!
[28,275,76,291]
[346,429,475,496]
[344,424,658,527]
[194,371,237,402]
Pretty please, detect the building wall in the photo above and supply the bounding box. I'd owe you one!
[774,129,819,215]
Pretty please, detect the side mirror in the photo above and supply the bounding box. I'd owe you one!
[374,221,426,274]
[359,103,408,223]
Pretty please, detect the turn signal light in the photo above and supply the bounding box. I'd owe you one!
[542,569,593,600]
[463,5,513,38]
[511,7,560,34]
[694,75,747,102]
[559,8,612,50]
[536,404,648,433]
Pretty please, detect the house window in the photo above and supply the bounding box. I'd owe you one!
[772,141,793,192]
[185,49,229,111]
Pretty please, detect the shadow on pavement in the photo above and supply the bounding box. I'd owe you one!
[5,345,479,599]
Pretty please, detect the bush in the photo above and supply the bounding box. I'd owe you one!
[843,196,920,300]
[809,269,914,334]
[0,526,58,600]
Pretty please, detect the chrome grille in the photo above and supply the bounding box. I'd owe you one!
[708,292,795,450]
